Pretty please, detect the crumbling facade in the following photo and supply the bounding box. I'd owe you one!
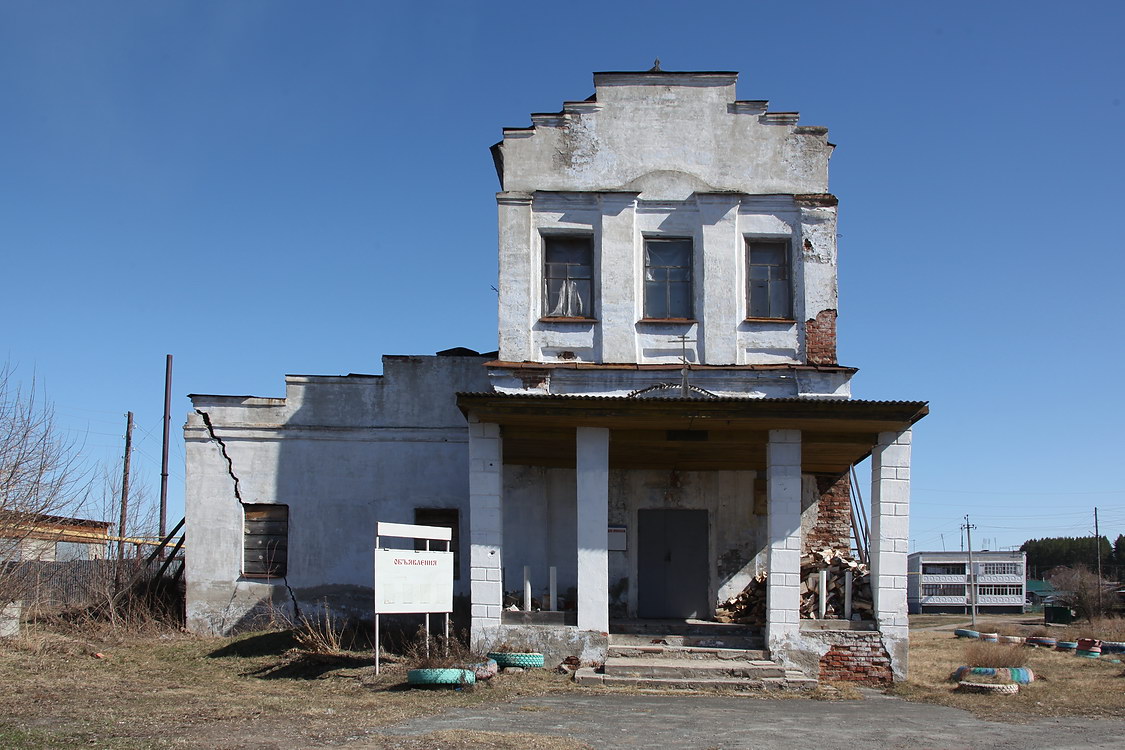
[185,69,926,680]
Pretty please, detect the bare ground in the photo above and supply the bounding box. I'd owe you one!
[0,627,584,749]
[2,616,1123,748]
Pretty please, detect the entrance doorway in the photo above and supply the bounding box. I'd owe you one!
[637,509,709,618]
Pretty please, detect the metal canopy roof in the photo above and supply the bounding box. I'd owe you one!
[457,393,928,474]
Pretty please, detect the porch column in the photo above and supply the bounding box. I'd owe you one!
[871,428,911,679]
[576,426,610,633]
[469,418,504,643]
[766,429,802,651]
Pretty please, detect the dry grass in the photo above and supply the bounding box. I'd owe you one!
[961,641,1030,668]
[1063,617,1125,642]
[0,623,578,749]
[892,630,1125,720]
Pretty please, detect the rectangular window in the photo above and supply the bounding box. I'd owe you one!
[922,584,966,597]
[978,585,1023,596]
[746,239,791,319]
[981,563,1021,576]
[415,508,460,580]
[243,504,288,579]
[543,236,593,318]
[922,563,966,576]
[644,238,693,319]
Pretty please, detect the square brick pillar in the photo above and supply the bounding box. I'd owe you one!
[871,428,911,679]
[766,429,802,654]
[469,418,504,644]
[576,426,610,634]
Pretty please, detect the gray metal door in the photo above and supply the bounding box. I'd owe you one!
[638,509,709,618]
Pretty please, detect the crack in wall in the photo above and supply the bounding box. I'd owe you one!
[195,408,301,620]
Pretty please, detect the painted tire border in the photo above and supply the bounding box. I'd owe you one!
[956,680,1019,695]
[951,666,1035,684]
[407,668,477,686]
[488,651,546,668]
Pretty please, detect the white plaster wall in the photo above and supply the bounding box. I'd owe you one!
[500,467,770,618]
[502,466,578,602]
[494,72,842,384]
[184,355,491,635]
[500,74,829,195]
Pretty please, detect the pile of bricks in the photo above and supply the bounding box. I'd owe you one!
[818,634,893,685]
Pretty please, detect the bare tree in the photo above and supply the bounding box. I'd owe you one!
[1047,565,1116,621]
[0,363,95,606]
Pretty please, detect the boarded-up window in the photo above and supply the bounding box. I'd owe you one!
[414,508,459,580]
[244,504,288,579]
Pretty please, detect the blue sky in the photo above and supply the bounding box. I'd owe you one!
[2,1,1123,552]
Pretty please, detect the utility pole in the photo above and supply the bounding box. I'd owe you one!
[963,515,977,626]
[1095,507,1103,616]
[159,355,173,554]
[116,411,134,590]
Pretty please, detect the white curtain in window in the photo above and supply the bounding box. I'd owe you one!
[548,280,586,317]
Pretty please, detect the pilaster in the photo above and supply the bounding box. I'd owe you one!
[598,194,639,363]
[497,192,534,363]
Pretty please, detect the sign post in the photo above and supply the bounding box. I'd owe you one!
[373,521,454,675]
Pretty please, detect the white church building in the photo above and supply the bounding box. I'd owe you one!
[185,69,926,681]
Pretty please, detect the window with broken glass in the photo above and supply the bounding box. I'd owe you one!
[746,240,791,319]
[543,236,593,318]
[243,504,288,579]
[643,238,693,319]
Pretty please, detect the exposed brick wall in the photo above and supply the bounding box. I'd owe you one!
[805,309,838,365]
[818,633,893,685]
[806,474,852,553]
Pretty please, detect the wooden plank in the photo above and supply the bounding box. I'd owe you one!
[377,521,452,541]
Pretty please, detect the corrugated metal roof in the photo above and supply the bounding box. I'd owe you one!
[457,392,926,406]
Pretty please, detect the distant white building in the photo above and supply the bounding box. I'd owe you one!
[907,550,1026,614]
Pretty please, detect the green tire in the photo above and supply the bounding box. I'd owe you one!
[407,668,476,685]
[488,651,545,668]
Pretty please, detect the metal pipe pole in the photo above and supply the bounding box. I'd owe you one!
[159,355,172,551]
[1095,507,1103,616]
[964,516,977,627]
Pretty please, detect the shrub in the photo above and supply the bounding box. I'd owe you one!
[962,641,1029,668]
[400,626,483,670]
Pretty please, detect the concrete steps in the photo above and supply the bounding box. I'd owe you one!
[576,635,816,692]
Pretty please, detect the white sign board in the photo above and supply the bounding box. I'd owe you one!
[373,549,453,614]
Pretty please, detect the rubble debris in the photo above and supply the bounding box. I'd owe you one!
[715,547,874,625]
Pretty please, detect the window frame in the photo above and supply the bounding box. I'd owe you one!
[981,562,1021,576]
[242,504,288,580]
[745,238,793,321]
[541,234,595,321]
[921,563,967,576]
[642,237,695,321]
